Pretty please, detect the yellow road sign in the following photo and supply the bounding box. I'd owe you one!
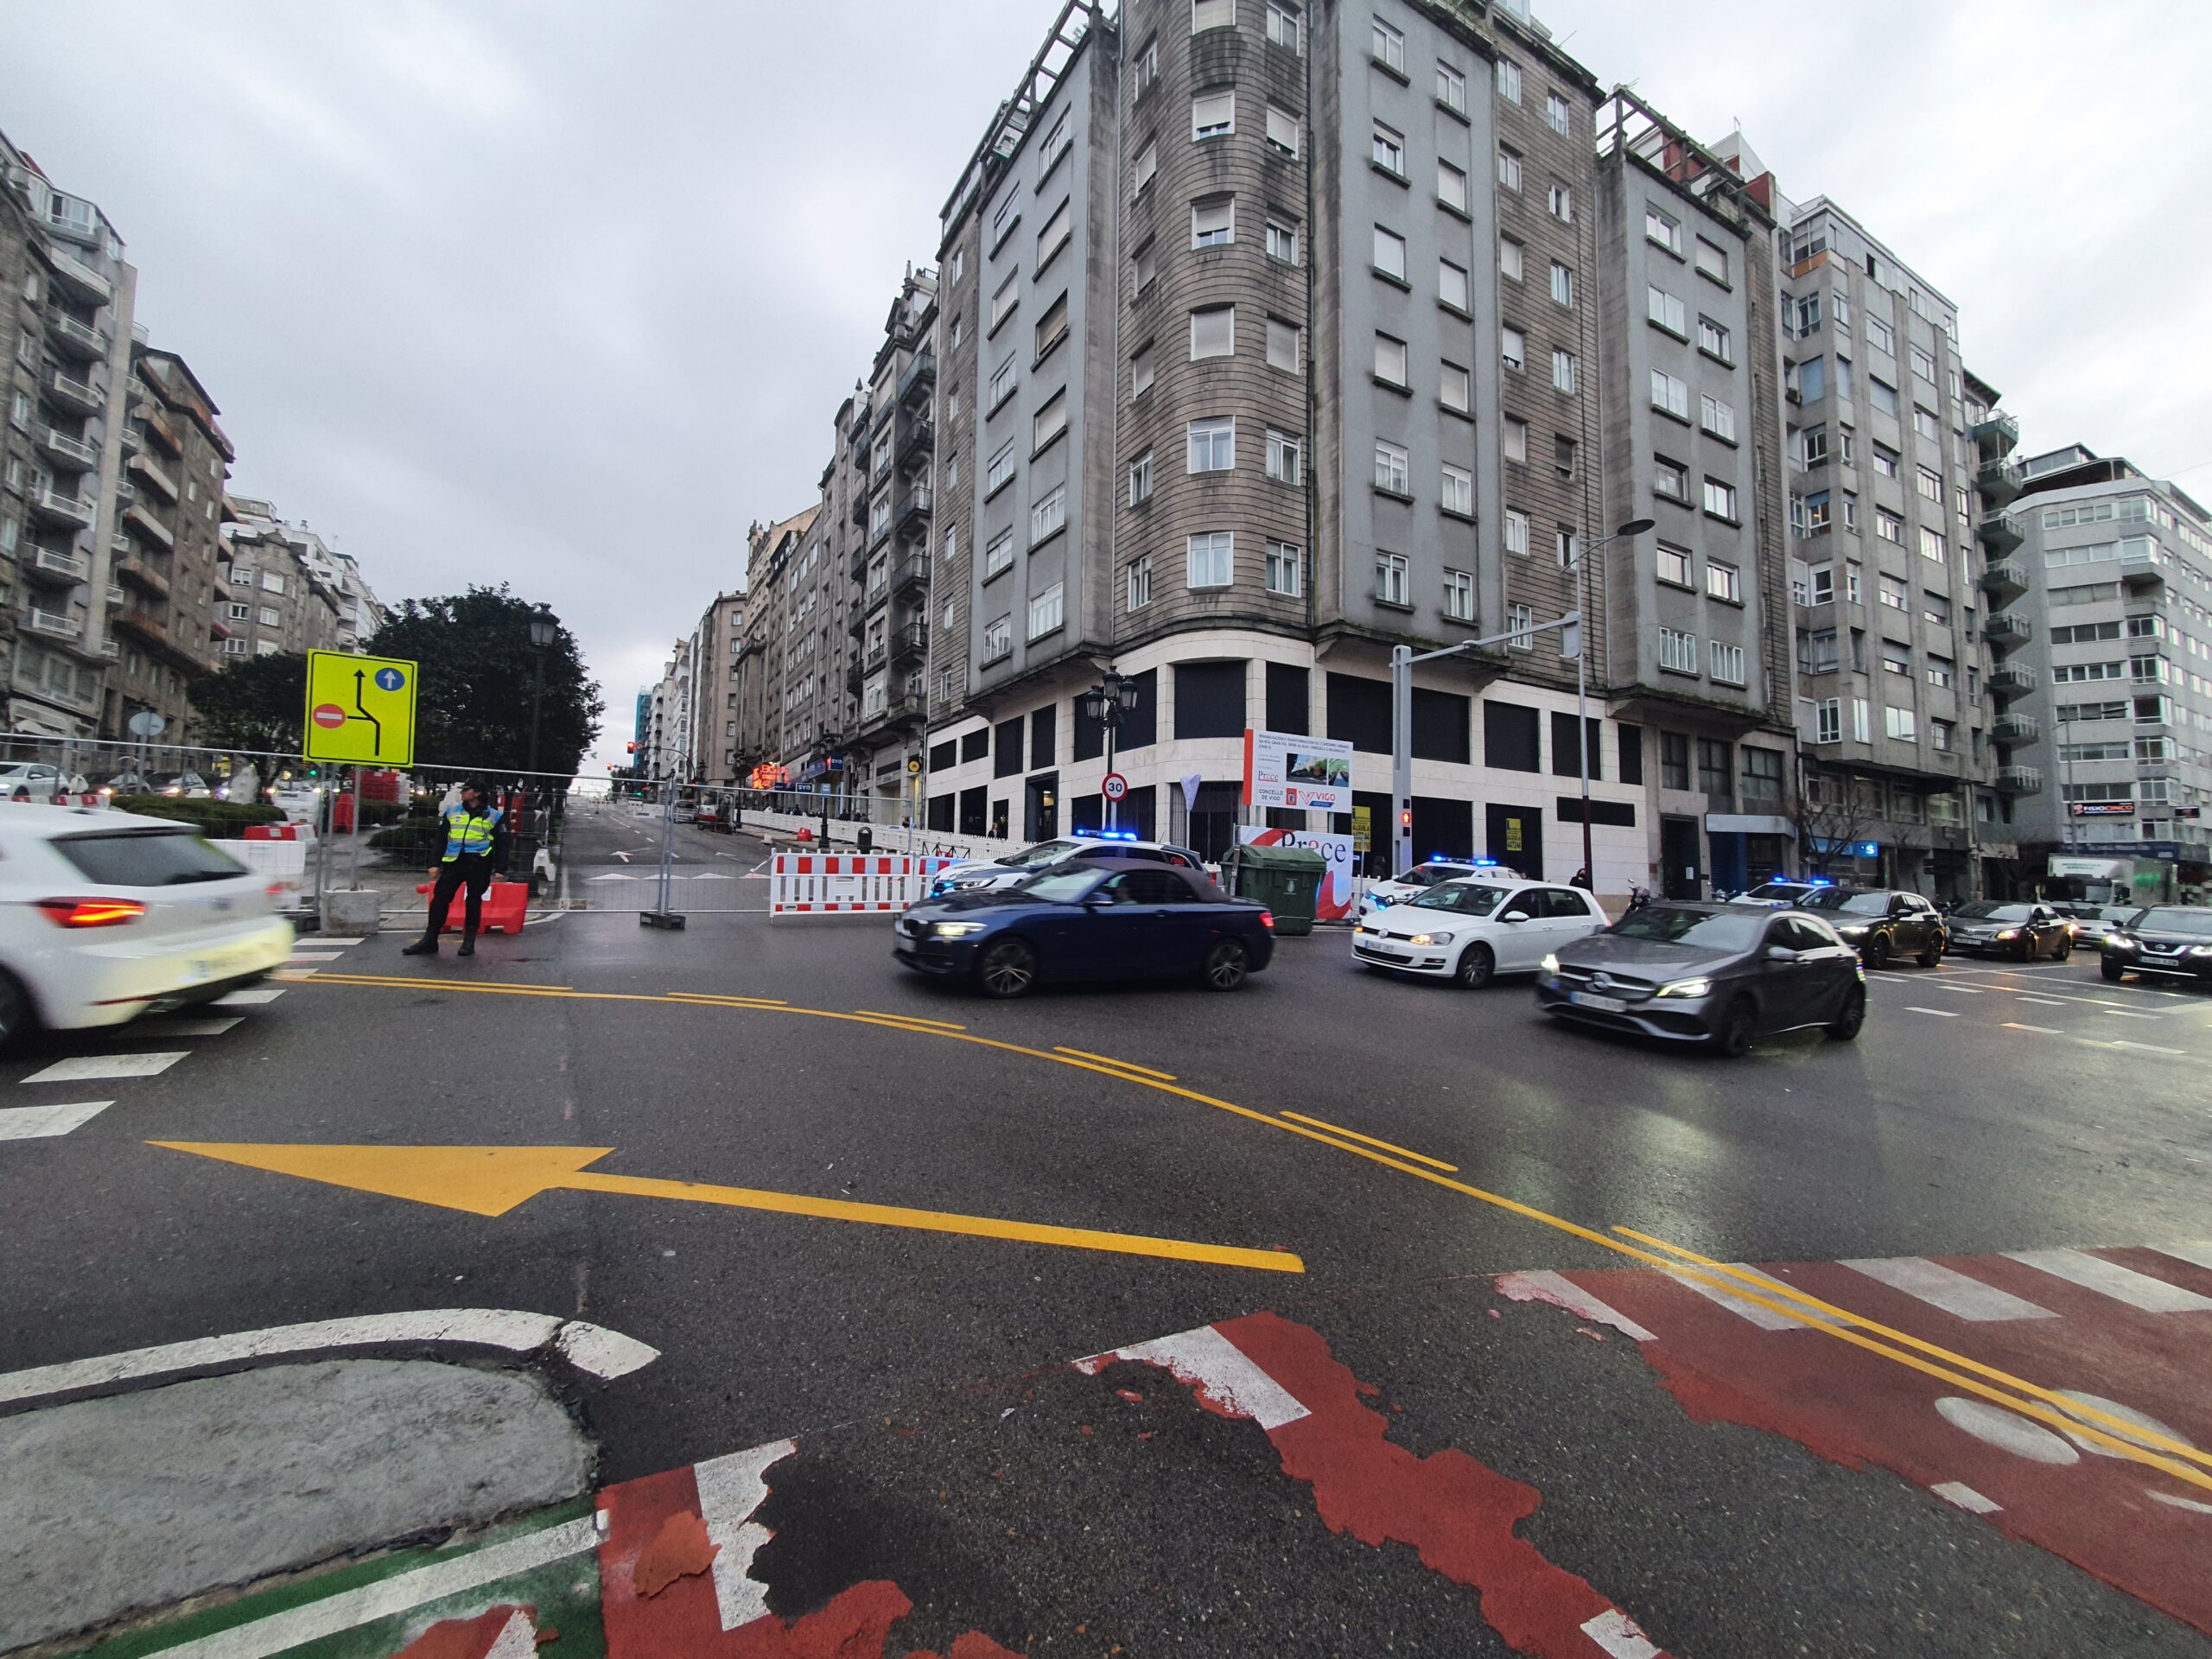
[304,649,416,766]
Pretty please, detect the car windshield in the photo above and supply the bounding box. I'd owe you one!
[1409,882,1505,916]
[1954,902,2031,922]
[1018,868,1103,903]
[1609,907,1764,949]
[1802,890,1890,917]
[999,838,1084,868]
[2136,907,2212,936]
[1748,883,1807,899]
[53,829,247,887]
[1404,864,1470,887]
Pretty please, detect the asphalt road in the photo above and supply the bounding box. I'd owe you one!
[4,797,2209,1656]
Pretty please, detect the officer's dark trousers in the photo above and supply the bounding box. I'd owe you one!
[422,853,493,941]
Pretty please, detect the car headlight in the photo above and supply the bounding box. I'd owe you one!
[1655,976,1713,999]
[1539,953,1559,976]
[2190,945,2212,958]
[1836,925,1867,938]
[1995,929,2018,940]
[933,922,985,938]
[1412,931,1456,945]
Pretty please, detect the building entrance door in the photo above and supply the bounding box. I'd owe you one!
[1660,815,1702,899]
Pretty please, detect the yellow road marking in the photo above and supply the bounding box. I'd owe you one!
[1280,1111,1457,1172]
[1053,1046,1175,1080]
[671,992,789,1005]
[149,1141,1304,1274]
[302,972,577,992]
[283,972,2209,1493]
[858,1010,966,1030]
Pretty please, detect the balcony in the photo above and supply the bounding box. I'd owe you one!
[125,502,175,548]
[1976,455,2024,506]
[1991,713,2040,747]
[43,312,106,362]
[26,544,88,584]
[40,366,104,419]
[33,425,99,470]
[1996,765,2044,795]
[1975,512,2023,556]
[895,416,934,471]
[846,610,866,639]
[118,423,143,455]
[1989,661,2037,700]
[849,493,869,528]
[1984,610,2031,649]
[891,621,928,665]
[210,618,230,640]
[129,450,179,502]
[141,404,181,456]
[898,348,937,410]
[22,607,79,639]
[895,481,933,535]
[99,638,120,660]
[2120,546,2166,590]
[891,554,928,598]
[44,247,111,305]
[105,585,124,607]
[114,608,169,647]
[1968,410,2019,459]
[27,486,96,531]
[1977,558,2027,604]
[865,643,888,673]
[115,554,172,598]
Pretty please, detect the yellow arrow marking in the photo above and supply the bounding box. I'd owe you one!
[149,1141,1304,1274]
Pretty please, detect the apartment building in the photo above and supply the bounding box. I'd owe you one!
[2,127,135,741]
[218,497,345,659]
[2000,445,2212,888]
[684,589,747,786]
[732,505,823,784]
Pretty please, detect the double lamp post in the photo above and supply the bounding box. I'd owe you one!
[1080,669,1145,833]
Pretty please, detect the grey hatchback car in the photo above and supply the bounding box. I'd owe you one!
[1535,902,1866,1057]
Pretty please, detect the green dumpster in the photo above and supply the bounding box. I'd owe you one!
[1221,842,1326,936]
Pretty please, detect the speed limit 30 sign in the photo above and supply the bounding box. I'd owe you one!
[1101,772,1129,802]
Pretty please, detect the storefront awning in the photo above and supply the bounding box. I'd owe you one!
[1705,813,1796,838]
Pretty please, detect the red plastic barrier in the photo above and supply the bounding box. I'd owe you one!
[415,872,531,936]
[244,823,307,841]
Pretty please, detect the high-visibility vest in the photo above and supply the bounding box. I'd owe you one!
[441,806,500,861]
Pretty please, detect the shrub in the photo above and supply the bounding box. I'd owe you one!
[110,795,285,836]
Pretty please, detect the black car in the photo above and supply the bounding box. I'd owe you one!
[893,857,1274,998]
[1796,887,1948,969]
[1944,899,2074,962]
[2100,906,2212,986]
[1536,901,1865,1057]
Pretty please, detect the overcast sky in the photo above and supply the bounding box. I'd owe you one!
[5,1,2206,777]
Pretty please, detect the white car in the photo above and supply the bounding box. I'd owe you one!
[1728,880,1829,909]
[1356,858,1514,920]
[0,762,88,803]
[927,833,1207,898]
[1353,875,1609,988]
[0,805,295,1044]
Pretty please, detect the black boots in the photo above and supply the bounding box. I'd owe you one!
[457,936,476,958]
[402,938,437,957]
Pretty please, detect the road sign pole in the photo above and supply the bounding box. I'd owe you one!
[348,769,364,891]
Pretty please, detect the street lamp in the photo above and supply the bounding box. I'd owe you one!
[523,607,556,885]
[1080,669,1144,831]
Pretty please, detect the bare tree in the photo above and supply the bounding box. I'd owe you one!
[1787,768,1877,878]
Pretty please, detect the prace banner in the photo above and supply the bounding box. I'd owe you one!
[1241,728,1354,812]
[1237,826,1357,922]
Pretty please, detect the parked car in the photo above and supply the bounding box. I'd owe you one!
[0,804,294,1045]
[1944,899,2073,962]
[1796,887,1948,969]
[2054,902,2137,944]
[145,771,213,799]
[894,858,1272,997]
[99,770,152,798]
[696,801,728,831]
[1728,880,1829,910]
[2099,906,2212,986]
[926,833,1206,899]
[1537,901,1866,1057]
[1352,875,1607,988]
[1356,858,1514,920]
[0,762,86,803]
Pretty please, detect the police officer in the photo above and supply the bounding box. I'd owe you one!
[404,779,503,958]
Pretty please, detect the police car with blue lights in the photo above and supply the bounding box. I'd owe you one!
[1726,879,1833,909]
[1355,857,1513,921]
[925,830,1210,898]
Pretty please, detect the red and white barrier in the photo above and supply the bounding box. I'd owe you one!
[770,853,951,917]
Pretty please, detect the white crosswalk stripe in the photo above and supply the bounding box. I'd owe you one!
[23,1052,188,1084]
[1665,1265,1808,1330]
[2154,1242,2212,1271]
[2005,1248,2212,1313]
[0,1101,111,1139]
[1840,1255,2056,1322]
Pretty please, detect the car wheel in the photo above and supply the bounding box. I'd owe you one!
[1826,984,1866,1041]
[1707,995,1758,1058]
[1916,937,1942,968]
[0,970,32,1048]
[1454,943,1496,990]
[2056,937,2073,961]
[1203,938,1250,992]
[976,937,1038,1000]
[1863,933,1890,971]
[2018,937,2037,963]
[2101,957,2126,983]
[9,787,25,803]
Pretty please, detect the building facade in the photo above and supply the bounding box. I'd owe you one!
[218,498,346,660]
[686,588,747,786]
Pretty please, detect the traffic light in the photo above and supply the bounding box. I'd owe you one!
[1400,807,1412,830]
[626,741,637,753]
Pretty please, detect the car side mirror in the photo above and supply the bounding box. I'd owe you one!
[1764,944,1798,962]
[1501,912,1529,923]
[1083,893,1111,908]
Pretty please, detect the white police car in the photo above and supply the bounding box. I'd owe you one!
[1353,874,1608,988]
[1356,858,1516,921]
[926,830,1207,898]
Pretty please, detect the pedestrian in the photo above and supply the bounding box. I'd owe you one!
[1571,866,1593,891]
[404,779,502,959]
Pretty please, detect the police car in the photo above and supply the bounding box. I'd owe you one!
[926,830,1207,898]
[1355,858,1516,921]
[1354,873,1608,988]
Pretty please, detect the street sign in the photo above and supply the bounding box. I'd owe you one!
[1101,771,1129,802]
[126,710,165,737]
[907,756,923,774]
[303,649,416,766]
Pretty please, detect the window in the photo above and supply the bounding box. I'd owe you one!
[1132,35,1160,99]
[1649,368,1688,419]
[1647,284,1686,335]
[1267,316,1301,372]
[1192,90,1235,138]
[1811,699,1841,743]
[1550,262,1573,307]
[1866,315,1896,355]
[1548,182,1573,222]
[1644,202,1681,254]
[1869,378,1900,417]
[1028,582,1064,639]
[1033,388,1067,449]
[1440,463,1472,516]
[1505,508,1529,556]
[1192,197,1234,248]
[1372,121,1406,176]
[1133,140,1157,196]
[1034,291,1068,358]
[1926,655,1955,689]
[1700,394,1735,442]
[1266,1,1301,52]
[1885,704,1916,741]
[991,190,1020,250]
[983,613,1011,661]
[231,566,255,585]
[1875,507,1904,543]
[1553,436,1577,478]
[258,606,282,626]
[1436,60,1466,112]
[1697,739,1732,799]
[1187,416,1235,472]
[1918,525,1946,563]
[1790,292,1821,337]
[1916,465,1943,503]
[1552,350,1577,393]
[1495,57,1521,102]
[1031,483,1066,543]
[1707,561,1741,603]
[1504,417,1527,463]
[1930,719,1954,753]
[1376,551,1410,606]
[1038,109,1071,179]
[1266,540,1302,595]
[1373,225,1408,281]
[1657,543,1693,587]
[1654,456,1688,501]
[1501,327,1525,372]
[262,572,285,594]
[1190,305,1235,358]
[1264,104,1300,156]
[987,439,1015,494]
[1438,159,1469,213]
[1546,92,1570,134]
[1913,404,1941,442]
[1440,258,1471,312]
[1266,428,1303,484]
[1371,16,1405,70]
[1128,449,1154,505]
[1373,332,1408,386]
[1697,316,1731,361]
[1660,627,1699,675]
[1131,239,1157,296]
[1444,568,1474,620]
[226,601,250,620]
[1555,524,1579,567]
[1374,439,1409,494]
[1703,478,1738,520]
[1188,531,1233,588]
[1710,643,1746,686]
[1659,732,1691,790]
[1497,144,1522,191]
[1811,565,1834,604]
[1131,343,1154,397]
[1498,235,1524,282]
[1871,442,1899,480]
[990,273,1018,329]
[1694,237,1729,284]
[1266,218,1300,264]
[1910,344,1937,383]
[1128,556,1154,611]
[985,528,1014,577]
[1192,0,1234,29]
[1507,604,1535,648]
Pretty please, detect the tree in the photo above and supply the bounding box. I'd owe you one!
[1788,766,1878,878]
[365,586,604,779]
[189,651,309,755]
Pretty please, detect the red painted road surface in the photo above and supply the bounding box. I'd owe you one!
[1498,1244,2212,1636]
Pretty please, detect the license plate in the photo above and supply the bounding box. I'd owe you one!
[1362,944,1407,959]
[1570,990,1627,1013]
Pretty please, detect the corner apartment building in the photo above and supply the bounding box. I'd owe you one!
[218,497,346,659]
[732,505,825,785]
[683,588,746,786]
[1999,444,2212,889]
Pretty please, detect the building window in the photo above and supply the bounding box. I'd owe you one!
[1694,237,1728,284]
[1552,349,1576,393]
[1373,225,1408,281]
[1438,159,1469,213]
[1697,739,1732,798]
[1371,16,1405,71]
[1128,556,1154,610]
[1885,704,1916,741]
[983,614,1011,662]
[1497,144,1522,191]
[1031,483,1066,543]
[1814,699,1841,743]
[1550,261,1573,307]
[1436,60,1466,113]
[1037,109,1071,180]
[1649,368,1688,419]
[1875,507,1904,543]
[1697,316,1731,361]
[1187,416,1236,473]
[1703,478,1738,520]
[1133,140,1157,196]
[1034,290,1069,358]
[1872,442,1899,478]
[1548,182,1573,222]
[1192,90,1235,138]
[1495,57,1521,102]
[1266,540,1302,595]
[1700,394,1736,442]
[1869,378,1900,417]
[1919,526,1947,563]
[1644,201,1681,253]
[1128,449,1154,505]
[1266,315,1301,372]
[1028,582,1065,640]
[1647,284,1686,335]
[1033,389,1067,449]
[1706,561,1741,603]
[1916,465,1943,503]
[226,601,250,620]
[1192,0,1234,31]
[1266,1,1302,53]
[1188,531,1233,588]
[1502,327,1525,372]
[984,529,1014,577]
[1132,35,1160,99]
[1374,440,1410,495]
[1882,642,1912,677]
[1131,239,1156,296]
[1372,121,1406,177]
[1192,197,1234,248]
[990,274,1018,329]
[1499,235,1524,282]
[258,606,282,626]
[1927,656,1955,689]
[1189,304,1235,358]
[1265,218,1300,264]
[1507,603,1535,649]
[1656,543,1693,588]
[1131,343,1154,397]
[1266,428,1303,485]
[1373,332,1408,385]
[1440,360,1471,413]
[231,566,255,585]
[1504,416,1527,463]
[1442,568,1474,620]
[1376,551,1410,607]
[1710,643,1746,686]
[1440,258,1471,312]
[1440,463,1473,517]
[1654,456,1688,501]
[263,572,286,594]
[1555,525,1579,568]
[1505,508,1529,556]
[1546,90,1573,132]
[1265,104,1301,157]
[1554,435,1577,478]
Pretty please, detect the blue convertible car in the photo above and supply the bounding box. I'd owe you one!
[893,857,1274,998]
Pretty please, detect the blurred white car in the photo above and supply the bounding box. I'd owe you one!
[1727,880,1829,910]
[0,762,88,803]
[1353,874,1609,988]
[925,833,1206,898]
[0,805,294,1044]
[1356,858,1512,920]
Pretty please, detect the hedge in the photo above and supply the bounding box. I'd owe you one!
[110,795,286,836]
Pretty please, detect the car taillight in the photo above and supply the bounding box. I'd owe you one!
[38,897,147,929]
[266,882,286,899]
[1260,910,1274,930]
